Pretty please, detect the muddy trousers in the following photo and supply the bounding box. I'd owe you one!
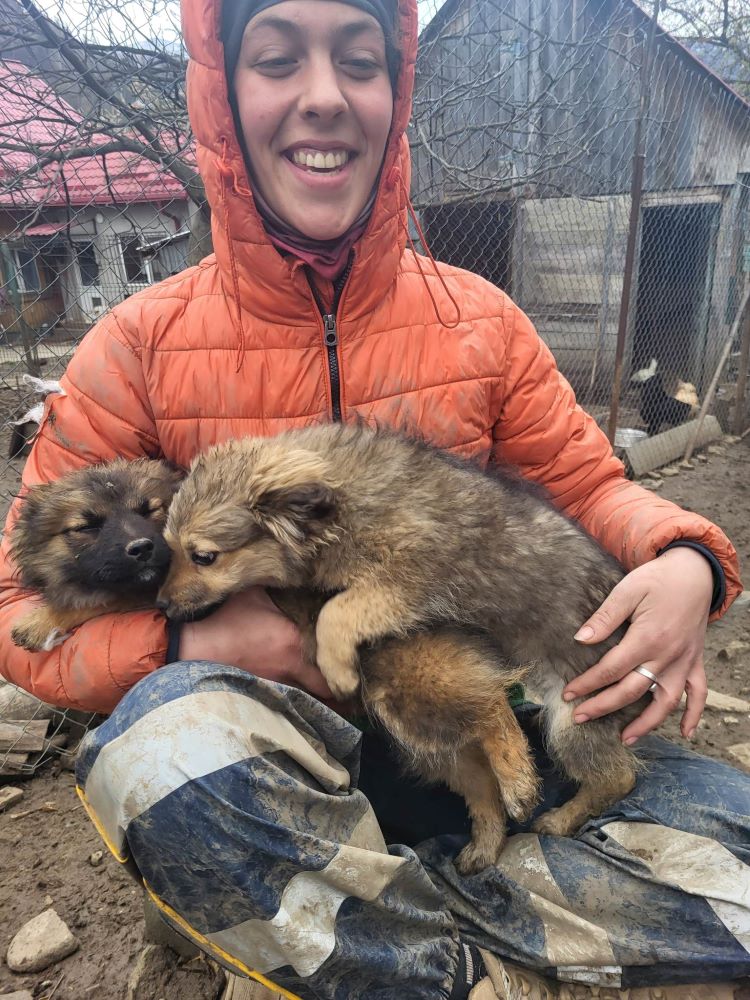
[76,662,750,1000]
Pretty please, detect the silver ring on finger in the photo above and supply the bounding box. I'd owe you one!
[633,664,659,693]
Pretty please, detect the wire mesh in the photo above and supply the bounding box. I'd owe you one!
[1,0,749,770]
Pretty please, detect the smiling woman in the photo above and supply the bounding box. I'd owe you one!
[224,0,396,261]
[1,0,748,993]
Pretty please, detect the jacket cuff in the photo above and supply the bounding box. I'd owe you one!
[165,621,182,664]
[659,541,726,616]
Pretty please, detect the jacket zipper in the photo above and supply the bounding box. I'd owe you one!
[322,313,341,421]
[309,261,353,422]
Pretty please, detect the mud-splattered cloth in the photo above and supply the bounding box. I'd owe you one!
[76,662,750,1000]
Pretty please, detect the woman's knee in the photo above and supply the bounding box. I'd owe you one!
[76,662,367,868]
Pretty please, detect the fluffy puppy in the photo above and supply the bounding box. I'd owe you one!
[159,424,644,867]
[10,458,183,651]
[270,587,540,873]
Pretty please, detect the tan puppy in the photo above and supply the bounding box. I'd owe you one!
[270,587,539,873]
[158,424,643,868]
[10,458,183,651]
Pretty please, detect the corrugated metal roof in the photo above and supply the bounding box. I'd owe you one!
[0,59,190,208]
[21,221,70,237]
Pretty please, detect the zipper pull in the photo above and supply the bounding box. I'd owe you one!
[323,314,338,347]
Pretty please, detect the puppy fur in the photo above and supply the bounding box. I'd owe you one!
[10,458,183,651]
[160,424,644,869]
[270,587,540,872]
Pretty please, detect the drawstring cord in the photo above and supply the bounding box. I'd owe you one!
[215,138,250,371]
[400,176,461,330]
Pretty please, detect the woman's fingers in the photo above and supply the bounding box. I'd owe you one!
[573,576,645,646]
[570,663,659,724]
[564,641,640,700]
[564,576,648,701]
[619,674,686,744]
[680,660,708,739]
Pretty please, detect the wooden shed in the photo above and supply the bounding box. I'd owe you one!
[412,0,750,399]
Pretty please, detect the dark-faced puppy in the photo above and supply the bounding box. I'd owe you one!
[10,457,183,651]
[157,424,644,871]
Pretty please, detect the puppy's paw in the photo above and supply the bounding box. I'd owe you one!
[531,806,578,838]
[315,637,361,699]
[317,652,361,699]
[455,836,505,876]
[11,616,46,652]
[502,768,542,824]
[12,614,70,652]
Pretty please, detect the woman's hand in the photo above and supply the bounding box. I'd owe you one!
[562,547,714,745]
[178,587,334,700]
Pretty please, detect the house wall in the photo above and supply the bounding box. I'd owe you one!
[59,202,190,326]
[0,221,65,335]
[411,0,750,395]
[412,0,750,203]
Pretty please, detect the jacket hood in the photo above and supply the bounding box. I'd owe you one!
[181,0,418,326]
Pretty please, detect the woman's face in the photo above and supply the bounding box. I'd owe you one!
[234,1,394,241]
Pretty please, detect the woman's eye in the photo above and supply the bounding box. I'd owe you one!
[254,57,297,74]
[191,551,217,566]
[342,58,381,75]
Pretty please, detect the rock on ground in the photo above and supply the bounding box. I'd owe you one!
[5,908,79,973]
[127,943,225,1000]
[705,689,750,713]
[717,639,750,661]
[1,991,35,1000]
[728,743,750,771]
[0,786,24,811]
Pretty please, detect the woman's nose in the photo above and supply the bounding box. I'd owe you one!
[298,61,348,120]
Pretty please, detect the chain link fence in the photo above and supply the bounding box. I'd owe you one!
[1,0,750,771]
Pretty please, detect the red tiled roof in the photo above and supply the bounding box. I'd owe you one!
[0,59,190,208]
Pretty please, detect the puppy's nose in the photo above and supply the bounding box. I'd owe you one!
[155,598,170,612]
[126,537,154,561]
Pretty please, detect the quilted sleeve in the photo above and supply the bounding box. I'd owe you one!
[0,312,170,713]
[490,299,742,620]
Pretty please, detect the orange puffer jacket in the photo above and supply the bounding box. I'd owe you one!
[0,0,740,712]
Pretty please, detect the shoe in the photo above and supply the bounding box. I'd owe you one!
[470,950,749,1000]
[221,972,290,999]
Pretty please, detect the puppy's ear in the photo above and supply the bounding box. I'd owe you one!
[16,482,57,530]
[255,483,337,546]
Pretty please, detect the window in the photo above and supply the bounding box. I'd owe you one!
[118,233,176,286]
[13,248,41,293]
[120,236,148,284]
[74,242,100,286]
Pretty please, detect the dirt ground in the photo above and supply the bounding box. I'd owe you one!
[1,432,749,1000]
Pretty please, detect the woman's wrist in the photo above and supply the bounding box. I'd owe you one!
[658,541,725,615]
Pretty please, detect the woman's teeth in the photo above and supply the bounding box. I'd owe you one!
[291,149,350,171]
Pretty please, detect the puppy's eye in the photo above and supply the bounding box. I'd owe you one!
[63,515,103,535]
[137,498,163,517]
[191,551,217,566]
